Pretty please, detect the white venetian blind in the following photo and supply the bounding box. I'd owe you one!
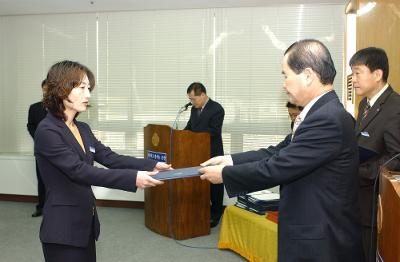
[0,4,344,157]
[91,9,213,155]
[0,13,96,153]
[215,5,345,154]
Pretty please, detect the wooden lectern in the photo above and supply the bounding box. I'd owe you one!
[143,124,211,240]
[377,169,400,262]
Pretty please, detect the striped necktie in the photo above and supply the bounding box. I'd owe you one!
[291,115,302,140]
[362,101,371,120]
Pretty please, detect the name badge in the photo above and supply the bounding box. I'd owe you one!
[147,151,167,162]
[89,146,96,153]
[361,131,370,137]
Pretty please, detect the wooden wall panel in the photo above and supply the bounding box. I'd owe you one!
[354,0,400,115]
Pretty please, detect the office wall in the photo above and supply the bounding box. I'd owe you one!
[0,4,345,200]
[0,5,345,156]
[357,0,400,91]
[0,155,145,201]
[354,0,400,114]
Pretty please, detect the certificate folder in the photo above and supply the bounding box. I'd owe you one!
[359,146,378,163]
[153,166,201,181]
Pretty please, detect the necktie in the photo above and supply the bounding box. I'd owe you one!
[291,115,302,140]
[197,108,202,117]
[362,101,371,120]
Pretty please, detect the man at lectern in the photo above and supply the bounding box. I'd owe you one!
[184,82,225,228]
[350,47,400,262]
[200,39,364,261]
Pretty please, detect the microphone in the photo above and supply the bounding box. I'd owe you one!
[183,102,192,110]
[369,151,400,261]
[172,102,192,129]
[379,152,400,172]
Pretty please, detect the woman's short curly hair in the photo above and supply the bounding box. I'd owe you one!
[43,60,95,120]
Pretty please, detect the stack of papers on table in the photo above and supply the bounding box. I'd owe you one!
[235,190,280,215]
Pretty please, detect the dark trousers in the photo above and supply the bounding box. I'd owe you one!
[362,225,377,262]
[35,161,46,211]
[210,183,224,219]
[42,230,96,262]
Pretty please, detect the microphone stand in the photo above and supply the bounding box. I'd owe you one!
[170,103,190,166]
[172,105,189,129]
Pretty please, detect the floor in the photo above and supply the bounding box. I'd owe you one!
[0,201,245,262]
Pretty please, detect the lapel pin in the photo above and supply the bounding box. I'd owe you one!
[89,146,96,153]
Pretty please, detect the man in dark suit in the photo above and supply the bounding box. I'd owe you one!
[200,39,364,262]
[27,79,48,217]
[286,101,303,130]
[263,102,303,157]
[350,47,400,262]
[184,82,225,227]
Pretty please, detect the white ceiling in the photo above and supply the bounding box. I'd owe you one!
[0,0,346,16]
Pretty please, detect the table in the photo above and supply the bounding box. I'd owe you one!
[218,205,278,262]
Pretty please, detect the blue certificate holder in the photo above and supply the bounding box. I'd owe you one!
[153,166,202,181]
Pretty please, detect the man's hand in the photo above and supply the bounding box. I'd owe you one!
[136,171,163,189]
[201,155,233,167]
[199,165,225,184]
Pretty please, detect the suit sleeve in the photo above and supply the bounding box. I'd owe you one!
[383,111,400,170]
[206,105,224,137]
[359,110,400,179]
[82,123,156,171]
[35,124,141,192]
[184,110,193,130]
[223,113,343,197]
[27,105,36,138]
[232,133,292,164]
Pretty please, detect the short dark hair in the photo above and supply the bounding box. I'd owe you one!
[43,60,95,120]
[286,101,303,111]
[41,79,47,88]
[349,47,389,82]
[284,39,336,85]
[187,82,206,96]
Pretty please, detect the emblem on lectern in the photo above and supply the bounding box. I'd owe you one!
[152,132,160,147]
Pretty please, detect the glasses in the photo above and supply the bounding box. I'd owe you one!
[188,96,201,102]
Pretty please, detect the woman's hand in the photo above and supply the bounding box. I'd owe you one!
[153,162,172,171]
[136,171,163,189]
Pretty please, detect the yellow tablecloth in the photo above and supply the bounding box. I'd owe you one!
[218,205,278,262]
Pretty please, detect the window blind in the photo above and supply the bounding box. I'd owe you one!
[0,4,344,157]
[215,5,345,153]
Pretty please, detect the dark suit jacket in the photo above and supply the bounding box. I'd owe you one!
[184,98,224,157]
[27,101,47,138]
[355,86,400,226]
[34,113,157,247]
[222,91,364,262]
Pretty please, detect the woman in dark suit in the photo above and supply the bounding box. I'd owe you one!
[34,60,169,262]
